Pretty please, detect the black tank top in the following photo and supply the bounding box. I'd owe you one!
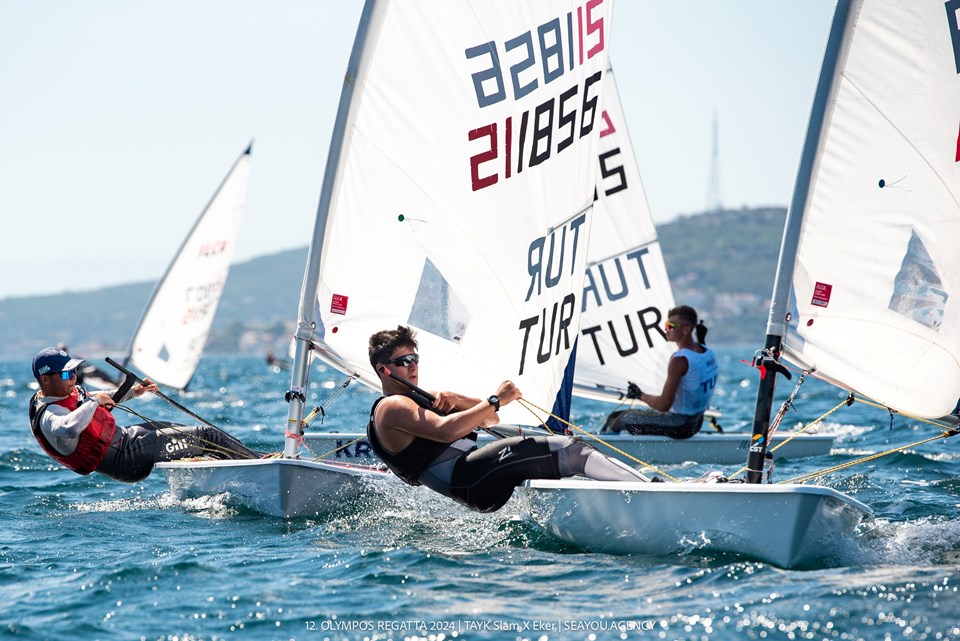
[366,391,458,486]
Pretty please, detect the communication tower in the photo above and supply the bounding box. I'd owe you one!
[706,109,723,214]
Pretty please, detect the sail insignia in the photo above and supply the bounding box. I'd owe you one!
[888,229,946,329]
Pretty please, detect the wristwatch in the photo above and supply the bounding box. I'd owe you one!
[487,395,500,412]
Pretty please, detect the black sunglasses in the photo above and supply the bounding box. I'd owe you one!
[382,353,419,368]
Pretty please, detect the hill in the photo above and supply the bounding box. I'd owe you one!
[659,206,786,345]
[0,249,306,360]
[0,206,785,360]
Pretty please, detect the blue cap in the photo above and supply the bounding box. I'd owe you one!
[32,347,84,379]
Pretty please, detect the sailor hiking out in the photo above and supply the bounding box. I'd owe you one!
[367,326,651,513]
[28,346,261,483]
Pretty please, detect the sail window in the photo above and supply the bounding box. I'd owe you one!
[408,258,470,342]
[888,229,947,329]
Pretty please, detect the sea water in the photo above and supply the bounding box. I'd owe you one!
[1,347,959,641]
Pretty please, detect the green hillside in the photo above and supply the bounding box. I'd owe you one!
[659,207,786,345]
[0,207,785,359]
[0,249,306,360]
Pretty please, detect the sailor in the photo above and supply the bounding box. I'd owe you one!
[366,325,651,513]
[602,305,719,438]
[28,346,261,483]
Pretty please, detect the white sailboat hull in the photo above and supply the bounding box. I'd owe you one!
[157,458,390,518]
[303,430,834,466]
[583,432,834,464]
[520,480,871,569]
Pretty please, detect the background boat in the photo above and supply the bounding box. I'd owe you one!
[123,142,254,391]
[77,142,255,392]
[521,0,960,566]
[572,63,676,403]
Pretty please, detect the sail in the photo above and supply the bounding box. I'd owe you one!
[782,0,960,418]
[300,1,614,425]
[573,63,675,402]
[127,143,252,390]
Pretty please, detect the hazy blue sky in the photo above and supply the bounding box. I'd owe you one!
[0,1,835,299]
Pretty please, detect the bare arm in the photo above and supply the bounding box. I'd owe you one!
[377,381,521,445]
[430,390,482,415]
[104,377,159,404]
[377,395,493,443]
[641,356,687,412]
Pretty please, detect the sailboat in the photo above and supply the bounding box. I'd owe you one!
[302,63,833,466]
[522,0,956,568]
[570,63,834,463]
[82,143,256,392]
[124,142,255,390]
[158,0,616,516]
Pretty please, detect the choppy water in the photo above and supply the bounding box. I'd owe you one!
[2,348,959,641]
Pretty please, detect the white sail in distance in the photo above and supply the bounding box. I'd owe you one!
[573,63,675,403]
[303,1,615,425]
[128,142,253,390]
[782,1,960,418]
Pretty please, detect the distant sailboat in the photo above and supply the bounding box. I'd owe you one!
[123,142,254,390]
[573,62,675,403]
[569,64,834,461]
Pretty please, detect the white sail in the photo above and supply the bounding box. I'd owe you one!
[302,1,615,426]
[163,1,618,516]
[573,63,675,401]
[782,1,960,418]
[127,143,252,390]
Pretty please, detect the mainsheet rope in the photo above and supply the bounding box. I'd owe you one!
[776,395,960,484]
[725,384,960,483]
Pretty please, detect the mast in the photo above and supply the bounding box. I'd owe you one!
[745,0,858,483]
[283,0,388,458]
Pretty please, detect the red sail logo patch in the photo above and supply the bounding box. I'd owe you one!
[811,282,832,308]
[331,294,348,315]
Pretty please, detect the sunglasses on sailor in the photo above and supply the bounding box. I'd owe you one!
[382,353,419,368]
[59,370,76,380]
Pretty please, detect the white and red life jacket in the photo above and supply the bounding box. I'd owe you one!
[28,388,116,475]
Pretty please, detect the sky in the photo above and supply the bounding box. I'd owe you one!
[0,1,836,300]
